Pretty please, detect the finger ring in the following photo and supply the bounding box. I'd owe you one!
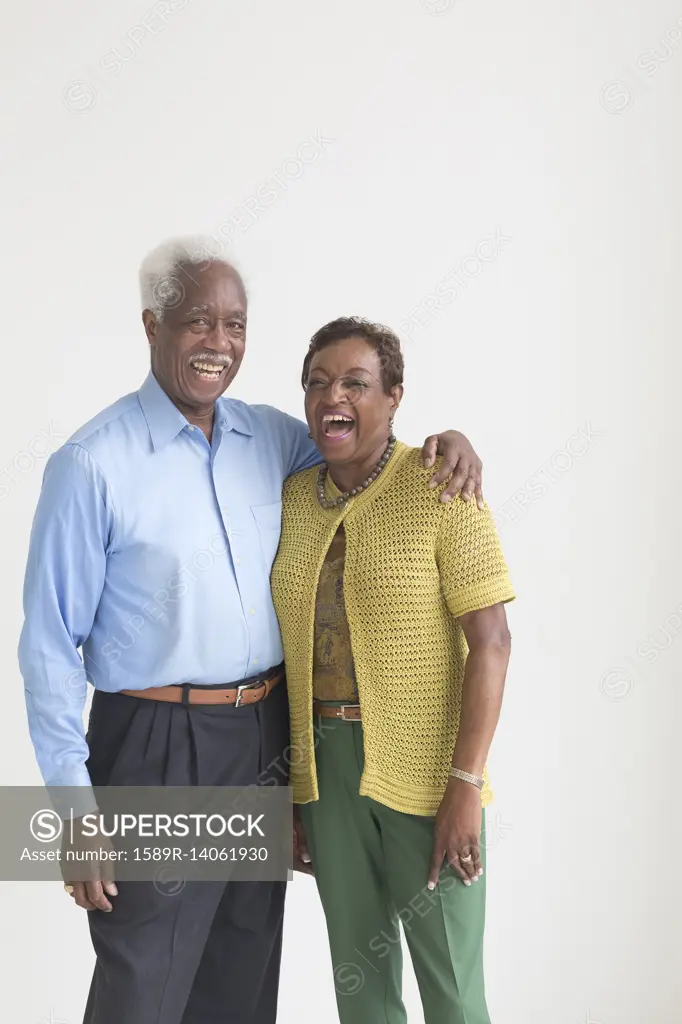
[459,853,473,862]
[64,884,75,895]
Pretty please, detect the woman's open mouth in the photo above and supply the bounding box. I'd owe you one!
[321,412,355,440]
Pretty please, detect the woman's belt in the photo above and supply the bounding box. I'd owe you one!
[119,664,284,707]
[312,701,361,721]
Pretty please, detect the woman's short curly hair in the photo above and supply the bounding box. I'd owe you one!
[301,317,404,395]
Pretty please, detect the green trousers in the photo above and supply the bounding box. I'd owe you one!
[299,718,490,1024]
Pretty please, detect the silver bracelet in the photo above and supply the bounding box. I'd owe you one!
[449,767,484,790]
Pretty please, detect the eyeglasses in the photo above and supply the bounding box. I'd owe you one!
[304,375,378,405]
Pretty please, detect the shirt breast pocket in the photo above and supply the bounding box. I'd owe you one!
[250,501,283,570]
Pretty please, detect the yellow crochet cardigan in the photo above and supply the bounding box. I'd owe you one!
[271,442,515,817]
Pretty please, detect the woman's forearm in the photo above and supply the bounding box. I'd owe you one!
[450,628,511,777]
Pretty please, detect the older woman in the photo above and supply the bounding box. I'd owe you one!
[271,317,514,1024]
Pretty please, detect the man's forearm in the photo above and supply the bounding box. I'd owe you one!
[23,678,98,817]
[450,641,510,776]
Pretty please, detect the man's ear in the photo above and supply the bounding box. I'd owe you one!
[142,309,158,346]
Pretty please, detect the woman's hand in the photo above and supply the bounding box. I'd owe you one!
[421,430,484,507]
[293,806,314,875]
[428,778,483,889]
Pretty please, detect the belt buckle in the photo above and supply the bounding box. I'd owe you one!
[339,704,359,721]
[234,684,250,708]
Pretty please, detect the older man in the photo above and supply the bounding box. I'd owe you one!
[19,236,484,1024]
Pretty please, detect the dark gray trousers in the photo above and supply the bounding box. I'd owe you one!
[82,678,290,1024]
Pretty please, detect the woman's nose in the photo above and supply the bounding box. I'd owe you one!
[329,378,349,403]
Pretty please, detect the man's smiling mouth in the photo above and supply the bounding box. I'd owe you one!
[189,356,232,381]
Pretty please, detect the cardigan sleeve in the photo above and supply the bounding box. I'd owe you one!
[436,497,515,618]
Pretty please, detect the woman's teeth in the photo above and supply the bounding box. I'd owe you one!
[322,414,355,436]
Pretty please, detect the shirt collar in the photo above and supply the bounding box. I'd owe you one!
[217,396,254,437]
[138,372,253,452]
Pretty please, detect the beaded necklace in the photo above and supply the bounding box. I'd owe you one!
[316,434,397,510]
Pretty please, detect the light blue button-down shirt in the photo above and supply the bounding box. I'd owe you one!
[18,372,320,790]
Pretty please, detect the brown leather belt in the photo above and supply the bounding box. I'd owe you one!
[121,666,284,707]
[313,701,361,721]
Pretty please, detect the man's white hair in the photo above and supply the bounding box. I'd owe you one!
[139,235,245,320]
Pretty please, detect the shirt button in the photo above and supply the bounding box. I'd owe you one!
[188,425,195,431]
[249,608,255,615]
[253,657,259,665]
[235,558,241,566]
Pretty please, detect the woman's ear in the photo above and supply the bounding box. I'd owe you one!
[390,384,404,413]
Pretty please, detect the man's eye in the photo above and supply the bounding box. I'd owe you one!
[189,318,209,326]
[228,322,245,331]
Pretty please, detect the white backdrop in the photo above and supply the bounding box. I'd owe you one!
[2,0,681,1021]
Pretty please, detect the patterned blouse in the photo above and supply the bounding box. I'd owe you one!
[312,527,359,703]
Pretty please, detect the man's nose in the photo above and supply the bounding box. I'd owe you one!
[207,321,234,350]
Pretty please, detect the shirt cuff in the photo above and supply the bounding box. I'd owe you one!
[46,766,98,820]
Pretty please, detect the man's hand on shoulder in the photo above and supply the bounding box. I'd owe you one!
[420,430,484,508]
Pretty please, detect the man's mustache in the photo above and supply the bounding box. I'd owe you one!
[188,352,233,367]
